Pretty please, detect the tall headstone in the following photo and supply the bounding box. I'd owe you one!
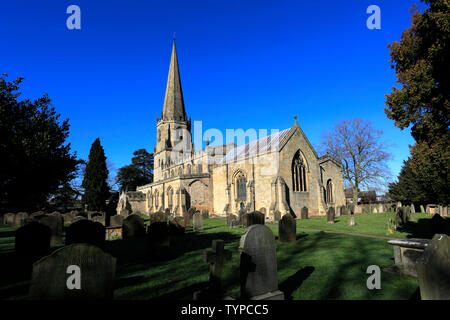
[349,213,356,226]
[327,207,335,224]
[273,210,281,222]
[193,212,203,230]
[183,211,191,228]
[201,210,209,219]
[416,234,450,300]
[203,239,232,294]
[430,214,445,237]
[278,214,296,242]
[66,220,106,249]
[227,214,237,227]
[301,206,308,219]
[29,243,116,300]
[411,203,416,214]
[39,214,63,246]
[239,224,284,300]
[122,214,146,239]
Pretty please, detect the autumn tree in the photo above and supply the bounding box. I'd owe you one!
[320,119,392,204]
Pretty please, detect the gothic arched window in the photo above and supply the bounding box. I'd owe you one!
[186,164,191,175]
[235,171,247,201]
[167,187,173,209]
[147,191,153,210]
[292,150,308,192]
[154,190,159,209]
[326,179,334,203]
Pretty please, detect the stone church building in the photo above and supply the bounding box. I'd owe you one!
[117,40,346,219]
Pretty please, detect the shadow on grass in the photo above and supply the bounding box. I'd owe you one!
[397,217,450,239]
[279,266,315,300]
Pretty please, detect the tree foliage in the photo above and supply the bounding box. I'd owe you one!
[320,119,392,203]
[0,74,80,212]
[116,149,154,191]
[82,138,110,211]
[385,0,449,143]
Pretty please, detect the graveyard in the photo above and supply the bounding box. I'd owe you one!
[1,209,448,300]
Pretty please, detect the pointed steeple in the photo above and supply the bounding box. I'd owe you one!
[162,38,187,122]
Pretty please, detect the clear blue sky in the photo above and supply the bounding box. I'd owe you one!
[1,0,425,186]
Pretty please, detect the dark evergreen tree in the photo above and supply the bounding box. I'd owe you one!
[82,138,110,211]
[116,148,154,191]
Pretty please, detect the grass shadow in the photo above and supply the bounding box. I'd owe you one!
[279,266,315,300]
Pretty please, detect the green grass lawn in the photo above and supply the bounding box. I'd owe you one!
[0,215,428,300]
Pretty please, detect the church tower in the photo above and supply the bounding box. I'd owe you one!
[154,38,192,182]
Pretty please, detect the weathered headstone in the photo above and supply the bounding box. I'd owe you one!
[378,204,384,213]
[336,206,341,217]
[420,205,426,214]
[147,222,170,260]
[227,214,237,227]
[29,243,116,300]
[202,239,232,295]
[150,211,168,224]
[3,213,15,225]
[279,214,296,242]
[326,207,335,224]
[14,212,29,228]
[193,212,203,230]
[273,210,281,222]
[66,220,106,249]
[259,208,267,215]
[183,211,191,228]
[188,207,196,219]
[39,214,63,246]
[63,213,74,225]
[239,224,284,300]
[122,214,146,239]
[15,222,51,265]
[349,214,355,226]
[243,212,265,228]
[341,206,348,215]
[238,209,246,223]
[201,210,209,219]
[168,217,185,235]
[411,203,416,214]
[109,215,124,227]
[416,234,450,300]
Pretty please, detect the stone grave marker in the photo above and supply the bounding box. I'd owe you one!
[239,224,284,300]
[29,243,116,300]
[416,234,450,300]
[411,203,416,214]
[349,213,356,226]
[378,204,384,213]
[15,221,51,265]
[201,239,232,296]
[429,214,446,237]
[273,210,281,222]
[243,212,265,228]
[109,215,124,227]
[147,222,170,260]
[201,210,209,219]
[327,207,335,224]
[193,212,203,230]
[168,217,185,235]
[14,212,29,228]
[122,214,146,239]
[238,209,246,223]
[66,220,106,249]
[278,214,296,242]
[63,213,74,225]
[259,208,267,215]
[150,211,168,224]
[227,214,237,227]
[39,214,63,246]
[4,213,15,225]
[188,207,197,219]
[183,211,191,228]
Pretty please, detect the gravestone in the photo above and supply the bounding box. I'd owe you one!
[341,206,348,215]
[4,213,15,225]
[411,203,416,214]
[243,212,265,228]
[349,214,355,226]
[63,213,74,225]
[15,222,51,265]
[273,210,281,222]
[110,215,124,227]
[430,214,445,237]
[92,215,106,226]
[373,207,378,214]
[188,207,196,219]
[168,217,185,235]
[119,208,131,218]
[183,211,191,228]
[238,209,246,223]
[239,224,284,300]
[14,212,29,228]
[201,210,209,219]
[150,211,168,224]
[227,214,237,227]
[39,214,63,246]
[378,204,384,213]
[29,243,116,300]
[278,214,296,242]
[66,220,106,249]
[326,207,335,224]
[416,234,450,300]
[193,212,203,230]
[443,207,448,217]
[336,206,341,217]
[147,222,170,260]
[259,208,267,215]
[202,239,232,296]
[122,214,146,239]
[420,205,425,213]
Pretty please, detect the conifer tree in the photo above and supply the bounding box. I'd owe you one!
[82,138,110,211]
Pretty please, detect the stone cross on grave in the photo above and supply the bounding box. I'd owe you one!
[203,239,232,292]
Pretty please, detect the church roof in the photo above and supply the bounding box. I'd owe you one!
[219,128,290,163]
[162,38,187,122]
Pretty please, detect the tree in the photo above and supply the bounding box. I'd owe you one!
[82,138,110,211]
[385,1,449,205]
[116,149,154,191]
[385,0,449,143]
[319,119,392,204]
[0,74,80,212]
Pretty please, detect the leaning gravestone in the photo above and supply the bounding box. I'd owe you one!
[29,243,116,300]
[279,214,296,242]
[39,214,63,246]
[327,207,335,224]
[15,222,51,265]
[416,234,450,300]
[193,212,203,230]
[122,214,146,240]
[239,224,284,300]
[66,220,106,249]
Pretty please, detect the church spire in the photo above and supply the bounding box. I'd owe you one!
[162,38,187,122]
